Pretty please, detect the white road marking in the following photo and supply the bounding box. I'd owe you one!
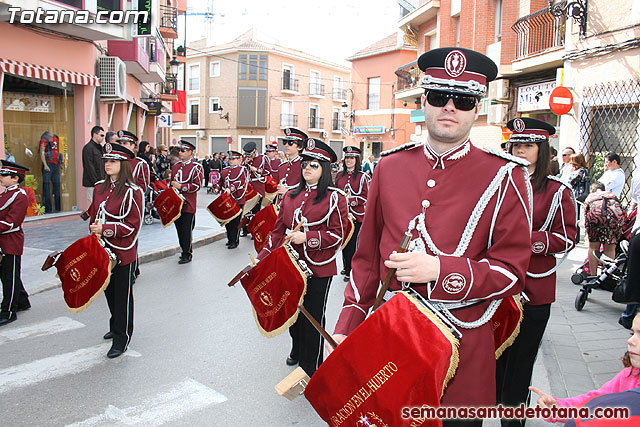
[0,317,85,345]
[67,378,228,426]
[0,343,138,394]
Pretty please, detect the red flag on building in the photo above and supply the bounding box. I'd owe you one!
[172,90,186,113]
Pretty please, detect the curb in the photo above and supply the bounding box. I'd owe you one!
[29,230,226,296]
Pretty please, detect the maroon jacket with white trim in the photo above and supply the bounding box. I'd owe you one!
[258,185,349,278]
[334,170,370,222]
[246,154,270,197]
[218,165,250,205]
[0,185,28,255]
[130,157,150,192]
[90,180,143,265]
[171,159,204,214]
[526,176,576,305]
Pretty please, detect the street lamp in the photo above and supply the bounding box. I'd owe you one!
[548,0,588,36]
[169,57,180,75]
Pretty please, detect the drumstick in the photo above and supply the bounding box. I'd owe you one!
[249,253,257,266]
[297,304,339,350]
[372,232,413,310]
[283,221,304,244]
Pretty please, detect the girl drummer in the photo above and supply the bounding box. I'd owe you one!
[334,146,370,282]
[259,138,349,376]
[496,117,577,425]
[89,142,144,358]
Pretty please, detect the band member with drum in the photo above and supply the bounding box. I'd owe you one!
[242,142,269,236]
[89,143,143,358]
[259,138,349,377]
[0,161,31,326]
[334,145,370,282]
[328,48,532,423]
[218,150,249,249]
[171,140,204,264]
[276,127,307,205]
[496,117,576,426]
[116,130,150,193]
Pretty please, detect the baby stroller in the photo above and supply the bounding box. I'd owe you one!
[571,206,636,310]
[143,174,169,225]
[207,171,220,194]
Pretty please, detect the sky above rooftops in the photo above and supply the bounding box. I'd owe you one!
[179,0,400,66]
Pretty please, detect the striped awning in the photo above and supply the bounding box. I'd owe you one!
[0,58,100,86]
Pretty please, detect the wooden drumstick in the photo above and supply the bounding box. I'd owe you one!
[298,304,339,350]
[372,232,413,310]
[283,221,304,244]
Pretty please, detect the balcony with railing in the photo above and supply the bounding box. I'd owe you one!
[309,83,325,97]
[159,4,179,39]
[280,114,299,128]
[332,118,344,132]
[394,60,424,103]
[332,88,347,101]
[282,77,299,92]
[512,2,566,61]
[309,116,325,130]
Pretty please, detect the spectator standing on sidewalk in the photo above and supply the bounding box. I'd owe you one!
[558,146,576,182]
[82,126,105,202]
[598,152,626,198]
[584,182,624,275]
[201,155,211,188]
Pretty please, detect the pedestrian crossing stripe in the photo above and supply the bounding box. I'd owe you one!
[0,317,85,345]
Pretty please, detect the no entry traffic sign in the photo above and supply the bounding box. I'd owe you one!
[549,86,574,115]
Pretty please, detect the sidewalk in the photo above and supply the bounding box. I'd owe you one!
[21,190,225,294]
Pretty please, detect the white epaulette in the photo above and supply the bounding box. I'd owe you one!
[328,187,346,197]
[94,179,106,186]
[127,182,141,192]
[380,141,423,157]
[547,174,572,190]
[484,147,530,167]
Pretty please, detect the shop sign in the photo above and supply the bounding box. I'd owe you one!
[133,0,153,37]
[158,113,172,127]
[517,81,556,112]
[354,126,385,134]
[3,93,55,113]
[145,101,162,116]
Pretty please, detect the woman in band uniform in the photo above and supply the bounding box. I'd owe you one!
[334,146,370,282]
[89,143,144,359]
[259,138,349,377]
[217,150,249,249]
[496,118,577,425]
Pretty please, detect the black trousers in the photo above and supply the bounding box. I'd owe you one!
[341,221,362,275]
[496,303,551,427]
[203,170,210,187]
[174,212,195,257]
[289,276,332,377]
[0,254,29,315]
[226,204,243,244]
[243,197,263,234]
[104,263,135,351]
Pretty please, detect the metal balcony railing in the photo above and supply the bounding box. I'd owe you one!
[159,5,178,33]
[280,114,298,127]
[332,88,346,100]
[282,77,299,91]
[309,117,325,129]
[309,83,325,96]
[367,94,380,110]
[332,118,344,131]
[512,2,566,60]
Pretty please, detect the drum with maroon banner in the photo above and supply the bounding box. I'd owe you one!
[247,204,278,253]
[154,187,184,227]
[207,192,242,226]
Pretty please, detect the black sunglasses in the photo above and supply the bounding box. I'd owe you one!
[301,160,321,170]
[426,91,479,111]
[179,147,191,152]
[284,140,300,146]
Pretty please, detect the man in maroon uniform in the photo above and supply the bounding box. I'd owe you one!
[329,48,533,425]
[265,142,281,175]
[116,131,150,193]
[217,150,249,249]
[242,141,270,235]
[276,127,307,205]
[0,161,31,326]
[171,140,204,264]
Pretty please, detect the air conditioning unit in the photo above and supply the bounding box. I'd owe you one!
[196,130,206,139]
[488,104,509,126]
[98,56,127,101]
[489,79,509,101]
[322,131,328,138]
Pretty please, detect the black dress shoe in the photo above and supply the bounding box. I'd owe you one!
[225,241,232,247]
[340,269,346,275]
[286,356,298,366]
[17,302,31,312]
[0,312,17,326]
[107,346,126,359]
[343,276,350,282]
[228,242,239,249]
[103,331,114,340]
[178,255,192,264]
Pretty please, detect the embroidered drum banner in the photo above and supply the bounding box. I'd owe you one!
[154,187,184,227]
[263,176,278,206]
[56,235,116,313]
[243,184,261,214]
[207,192,242,226]
[305,292,459,427]
[247,205,278,253]
[240,245,308,337]
[491,295,524,359]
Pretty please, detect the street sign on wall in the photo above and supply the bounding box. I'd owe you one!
[354,126,385,134]
[549,86,574,115]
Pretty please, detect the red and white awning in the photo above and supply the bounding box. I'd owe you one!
[0,58,100,86]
